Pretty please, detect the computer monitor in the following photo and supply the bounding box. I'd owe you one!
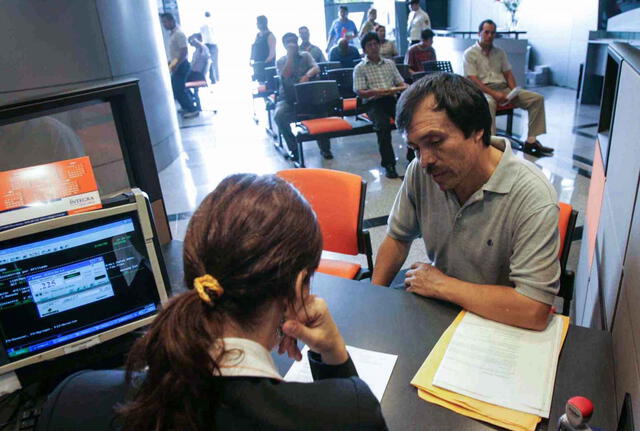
[0,189,168,374]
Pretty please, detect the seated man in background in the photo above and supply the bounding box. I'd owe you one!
[329,37,362,68]
[405,29,436,74]
[274,33,332,160]
[464,19,552,154]
[375,25,399,60]
[372,73,560,331]
[354,32,408,179]
[187,33,211,82]
[299,26,326,63]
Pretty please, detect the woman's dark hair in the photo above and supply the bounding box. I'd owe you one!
[360,31,380,50]
[396,72,492,146]
[118,174,323,430]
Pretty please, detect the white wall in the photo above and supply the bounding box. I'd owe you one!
[448,0,598,88]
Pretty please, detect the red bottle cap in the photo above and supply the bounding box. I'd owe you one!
[568,396,594,419]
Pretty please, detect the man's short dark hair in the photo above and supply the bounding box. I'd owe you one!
[339,6,348,12]
[204,11,211,18]
[299,25,308,32]
[409,0,420,4]
[478,19,497,33]
[257,15,268,26]
[396,73,492,147]
[421,29,435,40]
[282,32,298,45]
[159,13,175,22]
[360,32,380,50]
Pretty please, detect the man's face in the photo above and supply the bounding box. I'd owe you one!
[406,95,484,192]
[161,18,174,31]
[299,27,310,42]
[369,9,377,21]
[410,3,419,11]
[339,8,348,19]
[422,37,433,48]
[364,39,380,57]
[479,23,496,46]
[376,26,386,40]
[284,37,299,54]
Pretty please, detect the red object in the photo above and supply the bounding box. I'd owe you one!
[568,396,594,419]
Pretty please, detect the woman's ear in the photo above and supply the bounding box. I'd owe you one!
[294,269,309,301]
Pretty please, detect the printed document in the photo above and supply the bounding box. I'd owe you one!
[284,345,397,402]
[432,312,565,417]
[501,86,522,105]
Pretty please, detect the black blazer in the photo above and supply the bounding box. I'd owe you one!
[36,351,387,430]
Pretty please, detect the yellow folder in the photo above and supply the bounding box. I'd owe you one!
[411,311,570,431]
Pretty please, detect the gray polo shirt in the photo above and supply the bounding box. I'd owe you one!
[463,42,511,85]
[387,138,560,305]
[276,51,317,104]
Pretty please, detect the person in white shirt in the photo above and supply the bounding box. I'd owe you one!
[407,0,431,45]
[463,19,552,154]
[200,11,219,83]
[187,33,211,82]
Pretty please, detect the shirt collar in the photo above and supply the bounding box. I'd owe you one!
[364,55,385,65]
[476,41,494,55]
[482,137,518,194]
[213,337,282,380]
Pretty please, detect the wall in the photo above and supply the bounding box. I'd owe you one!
[448,0,598,88]
[0,0,182,172]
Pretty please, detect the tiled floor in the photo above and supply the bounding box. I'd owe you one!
[160,79,598,280]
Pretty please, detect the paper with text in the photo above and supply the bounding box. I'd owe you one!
[432,312,564,417]
[284,345,397,402]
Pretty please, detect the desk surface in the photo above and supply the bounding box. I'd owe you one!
[161,241,617,430]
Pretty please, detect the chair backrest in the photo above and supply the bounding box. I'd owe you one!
[276,168,365,257]
[326,68,356,98]
[395,64,413,84]
[412,71,429,82]
[264,66,278,93]
[422,60,454,73]
[558,202,578,273]
[393,55,404,64]
[252,61,266,82]
[317,61,342,77]
[294,80,341,119]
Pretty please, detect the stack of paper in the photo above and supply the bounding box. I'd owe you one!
[411,311,570,431]
[284,345,397,402]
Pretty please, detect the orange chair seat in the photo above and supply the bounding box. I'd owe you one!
[361,113,395,125]
[317,258,361,279]
[301,117,353,134]
[496,103,515,112]
[186,80,208,89]
[256,84,267,93]
[342,98,357,111]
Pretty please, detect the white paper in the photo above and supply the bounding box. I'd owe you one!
[432,313,564,417]
[501,86,522,105]
[284,345,398,402]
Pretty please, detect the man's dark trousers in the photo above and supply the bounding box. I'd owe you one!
[363,96,397,167]
[171,60,196,112]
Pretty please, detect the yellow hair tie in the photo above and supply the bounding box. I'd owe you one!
[193,274,224,305]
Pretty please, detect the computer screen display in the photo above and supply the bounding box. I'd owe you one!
[0,211,161,364]
[0,101,130,197]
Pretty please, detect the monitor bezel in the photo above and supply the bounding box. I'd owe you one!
[0,190,168,374]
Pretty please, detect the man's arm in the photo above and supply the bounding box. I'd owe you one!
[503,69,517,90]
[371,235,411,286]
[467,75,507,104]
[281,55,295,78]
[405,264,551,330]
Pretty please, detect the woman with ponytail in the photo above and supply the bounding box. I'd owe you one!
[38,174,387,430]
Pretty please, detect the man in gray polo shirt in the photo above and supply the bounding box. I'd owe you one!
[371,73,559,331]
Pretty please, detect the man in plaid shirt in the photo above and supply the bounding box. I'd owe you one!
[354,32,408,179]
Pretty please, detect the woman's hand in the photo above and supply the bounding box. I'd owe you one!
[280,295,348,365]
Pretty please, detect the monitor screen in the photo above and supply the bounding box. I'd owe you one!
[0,101,130,197]
[0,211,162,364]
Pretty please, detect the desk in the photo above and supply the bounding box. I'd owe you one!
[161,241,617,430]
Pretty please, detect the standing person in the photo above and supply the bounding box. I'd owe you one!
[160,13,198,119]
[329,37,362,68]
[376,25,399,60]
[359,7,379,39]
[38,174,388,430]
[354,32,408,179]
[187,33,211,82]
[405,29,436,73]
[463,19,552,154]
[299,26,326,63]
[372,73,559,331]
[326,6,358,53]
[200,11,219,83]
[273,33,333,161]
[251,15,276,67]
[407,0,431,46]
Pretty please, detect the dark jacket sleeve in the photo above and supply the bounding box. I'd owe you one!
[308,350,358,380]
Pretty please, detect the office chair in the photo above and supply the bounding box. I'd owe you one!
[317,61,342,77]
[277,168,374,279]
[395,64,413,84]
[411,71,429,82]
[422,60,454,73]
[393,55,404,64]
[326,68,356,99]
[558,202,578,316]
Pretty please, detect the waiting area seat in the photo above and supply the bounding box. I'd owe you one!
[317,61,342,77]
[422,60,454,73]
[185,80,207,112]
[558,202,578,316]
[276,168,373,279]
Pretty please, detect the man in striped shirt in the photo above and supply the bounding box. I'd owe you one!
[354,32,408,179]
